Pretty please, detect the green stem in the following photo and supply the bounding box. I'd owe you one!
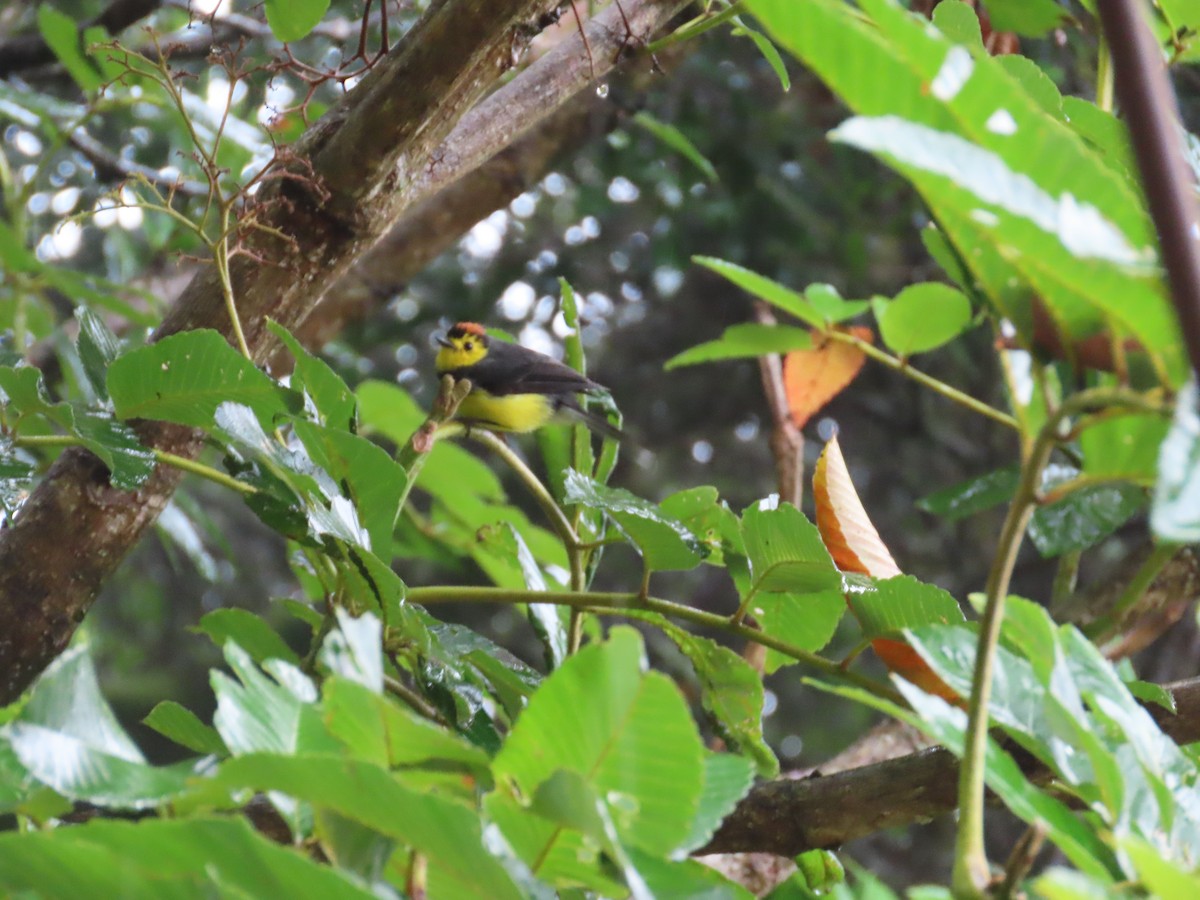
[826,330,1019,431]
[467,430,590,653]
[155,449,258,495]
[1096,33,1115,113]
[646,1,745,53]
[14,435,257,495]
[404,586,903,704]
[469,431,580,551]
[951,385,1149,896]
[952,423,1055,897]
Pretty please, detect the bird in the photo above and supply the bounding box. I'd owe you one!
[434,321,626,441]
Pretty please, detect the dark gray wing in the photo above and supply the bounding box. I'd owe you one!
[448,340,605,397]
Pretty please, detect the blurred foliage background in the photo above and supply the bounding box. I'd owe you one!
[5,0,1193,885]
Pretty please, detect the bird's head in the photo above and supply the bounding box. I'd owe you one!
[435,321,490,371]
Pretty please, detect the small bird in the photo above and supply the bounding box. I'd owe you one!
[435,322,625,441]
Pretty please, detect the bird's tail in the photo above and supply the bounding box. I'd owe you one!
[559,402,631,444]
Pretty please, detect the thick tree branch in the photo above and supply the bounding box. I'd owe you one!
[700,676,1200,856]
[0,0,560,704]
[0,0,688,704]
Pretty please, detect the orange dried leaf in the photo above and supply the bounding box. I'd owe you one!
[813,434,900,578]
[781,327,872,428]
[814,435,958,702]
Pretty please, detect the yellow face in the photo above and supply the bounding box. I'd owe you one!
[435,324,489,372]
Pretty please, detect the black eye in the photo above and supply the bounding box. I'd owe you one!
[464,342,473,350]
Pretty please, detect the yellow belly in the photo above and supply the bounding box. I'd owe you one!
[457,389,554,433]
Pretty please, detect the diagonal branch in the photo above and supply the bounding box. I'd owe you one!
[0,0,560,704]
[0,0,162,77]
[0,0,689,705]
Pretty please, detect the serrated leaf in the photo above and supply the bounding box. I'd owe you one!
[267,321,356,430]
[318,609,383,693]
[108,330,293,428]
[196,608,300,667]
[693,257,822,327]
[76,308,121,401]
[322,678,490,776]
[6,646,194,808]
[741,499,841,594]
[813,433,901,577]
[292,419,407,557]
[848,575,964,639]
[491,628,707,861]
[564,470,704,571]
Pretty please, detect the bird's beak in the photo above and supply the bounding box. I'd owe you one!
[435,335,453,348]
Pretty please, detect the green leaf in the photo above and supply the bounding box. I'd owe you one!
[264,0,331,42]
[693,257,822,327]
[681,751,757,853]
[634,111,718,181]
[921,224,974,292]
[0,365,59,418]
[108,330,293,428]
[660,485,744,563]
[1081,413,1168,481]
[0,818,379,899]
[318,609,383,693]
[985,0,1077,37]
[664,323,813,370]
[5,646,194,808]
[564,470,705,571]
[807,677,1117,880]
[196,608,300,667]
[267,322,356,430]
[76,308,121,401]
[625,610,775,776]
[917,466,1018,520]
[848,575,965,640]
[143,701,229,757]
[748,0,1183,384]
[491,628,707,863]
[741,499,841,594]
[322,678,491,776]
[629,848,755,899]
[875,283,972,356]
[737,22,791,91]
[930,0,984,48]
[218,752,523,899]
[211,642,337,758]
[37,6,102,91]
[69,409,156,490]
[292,419,407,558]
[1153,379,1200,542]
[1029,467,1145,556]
